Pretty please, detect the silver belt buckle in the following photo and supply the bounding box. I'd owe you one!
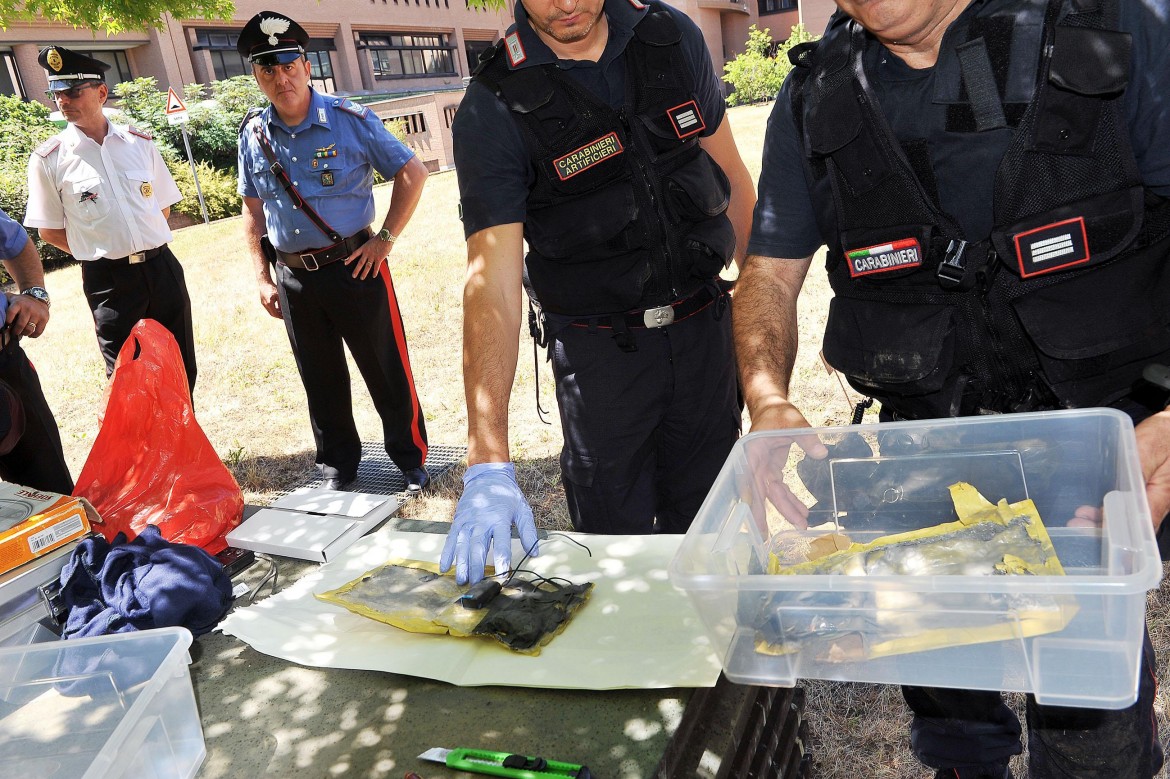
[299,253,320,271]
[643,305,675,328]
[128,252,146,264]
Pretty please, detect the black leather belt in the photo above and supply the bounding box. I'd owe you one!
[568,283,728,331]
[102,246,165,265]
[276,230,371,270]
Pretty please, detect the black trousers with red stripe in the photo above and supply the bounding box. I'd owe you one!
[275,260,427,479]
[905,630,1163,777]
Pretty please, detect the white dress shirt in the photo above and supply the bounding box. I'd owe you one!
[24,121,182,262]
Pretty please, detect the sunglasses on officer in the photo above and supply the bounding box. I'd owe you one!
[46,81,101,100]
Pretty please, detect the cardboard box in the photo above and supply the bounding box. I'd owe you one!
[0,481,90,575]
[226,487,400,562]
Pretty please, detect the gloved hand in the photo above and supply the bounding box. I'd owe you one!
[440,462,539,585]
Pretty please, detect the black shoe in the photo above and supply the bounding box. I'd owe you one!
[403,466,430,493]
[324,474,357,491]
[934,768,1013,779]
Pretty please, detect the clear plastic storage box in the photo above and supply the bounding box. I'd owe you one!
[669,409,1163,709]
[0,626,205,778]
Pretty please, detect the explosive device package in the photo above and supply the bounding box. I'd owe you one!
[752,482,1077,663]
[317,560,593,655]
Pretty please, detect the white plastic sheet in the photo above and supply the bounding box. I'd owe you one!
[218,528,722,689]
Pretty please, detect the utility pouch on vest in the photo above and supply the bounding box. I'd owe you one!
[1034,26,1130,155]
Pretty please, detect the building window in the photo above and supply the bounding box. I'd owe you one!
[389,112,427,134]
[75,50,132,87]
[1,51,24,98]
[195,29,336,85]
[758,0,797,14]
[464,39,495,74]
[358,33,456,80]
[443,105,457,128]
[306,51,335,93]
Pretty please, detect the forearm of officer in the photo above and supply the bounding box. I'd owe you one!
[1135,409,1170,530]
[242,196,281,319]
[734,253,815,432]
[379,155,428,242]
[37,228,70,256]
[700,118,756,270]
[463,223,525,466]
[2,236,50,335]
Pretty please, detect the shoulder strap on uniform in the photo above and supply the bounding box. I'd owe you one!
[334,98,369,119]
[127,125,153,140]
[33,137,61,158]
[632,4,681,46]
[238,106,265,136]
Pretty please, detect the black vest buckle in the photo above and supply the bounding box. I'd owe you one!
[936,239,987,291]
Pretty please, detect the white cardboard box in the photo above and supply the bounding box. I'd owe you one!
[226,487,400,562]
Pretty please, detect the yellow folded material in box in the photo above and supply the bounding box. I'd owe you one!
[756,482,1078,662]
[317,559,593,655]
[0,481,91,575]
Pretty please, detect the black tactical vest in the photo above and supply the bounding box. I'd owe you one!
[473,4,735,315]
[790,0,1170,419]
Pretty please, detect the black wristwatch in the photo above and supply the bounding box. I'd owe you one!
[20,286,50,308]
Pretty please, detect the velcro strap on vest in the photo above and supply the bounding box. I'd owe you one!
[956,38,1007,131]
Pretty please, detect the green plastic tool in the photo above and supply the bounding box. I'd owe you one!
[418,747,592,778]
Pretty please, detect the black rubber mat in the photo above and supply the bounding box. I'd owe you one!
[274,443,465,501]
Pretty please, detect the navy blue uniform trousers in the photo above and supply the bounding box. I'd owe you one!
[549,297,739,534]
[275,260,427,480]
[80,246,197,395]
[0,344,72,494]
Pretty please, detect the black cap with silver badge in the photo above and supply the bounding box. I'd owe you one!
[37,46,109,92]
[236,11,309,66]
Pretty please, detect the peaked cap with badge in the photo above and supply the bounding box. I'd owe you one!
[38,46,110,92]
[236,11,310,66]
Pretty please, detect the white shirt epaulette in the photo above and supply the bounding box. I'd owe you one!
[33,137,61,158]
[128,125,153,140]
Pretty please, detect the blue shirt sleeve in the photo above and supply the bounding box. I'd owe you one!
[354,109,416,180]
[1123,0,1170,195]
[747,80,825,259]
[668,5,726,136]
[453,82,533,238]
[0,207,30,259]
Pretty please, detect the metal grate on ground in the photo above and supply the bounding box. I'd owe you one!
[270,443,466,503]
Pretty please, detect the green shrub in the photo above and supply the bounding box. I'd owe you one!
[723,24,819,107]
[167,158,240,222]
[0,95,70,269]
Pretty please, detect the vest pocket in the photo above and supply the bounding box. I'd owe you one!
[1011,246,1170,402]
[526,182,637,260]
[665,152,730,222]
[822,297,957,405]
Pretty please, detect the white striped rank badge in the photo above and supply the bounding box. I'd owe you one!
[846,238,923,278]
[667,100,705,139]
[1013,217,1089,277]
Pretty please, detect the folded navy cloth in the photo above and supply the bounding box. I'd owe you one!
[59,525,233,639]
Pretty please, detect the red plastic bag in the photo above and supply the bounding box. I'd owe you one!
[74,319,242,554]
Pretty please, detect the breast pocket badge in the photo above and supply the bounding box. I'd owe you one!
[140,182,154,198]
[321,171,335,187]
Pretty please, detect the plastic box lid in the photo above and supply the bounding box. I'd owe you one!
[0,626,205,779]
[669,409,1163,709]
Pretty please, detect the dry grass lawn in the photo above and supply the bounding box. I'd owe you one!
[20,102,1170,777]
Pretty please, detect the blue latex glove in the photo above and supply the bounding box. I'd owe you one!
[440,462,539,585]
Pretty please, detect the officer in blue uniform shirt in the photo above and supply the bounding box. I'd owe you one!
[0,206,72,494]
[237,11,431,492]
[440,0,757,585]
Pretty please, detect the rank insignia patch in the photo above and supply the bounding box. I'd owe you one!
[846,238,923,277]
[505,32,526,67]
[1013,217,1089,277]
[667,100,705,139]
[321,171,335,187]
[552,132,624,181]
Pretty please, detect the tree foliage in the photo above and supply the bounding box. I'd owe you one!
[0,94,68,266]
[113,76,267,170]
[0,0,233,34]
[722,23,819,107]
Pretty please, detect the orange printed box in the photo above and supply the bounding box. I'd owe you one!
[0,481,90,575]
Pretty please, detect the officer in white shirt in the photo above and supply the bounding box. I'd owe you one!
[24,46,197,394]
